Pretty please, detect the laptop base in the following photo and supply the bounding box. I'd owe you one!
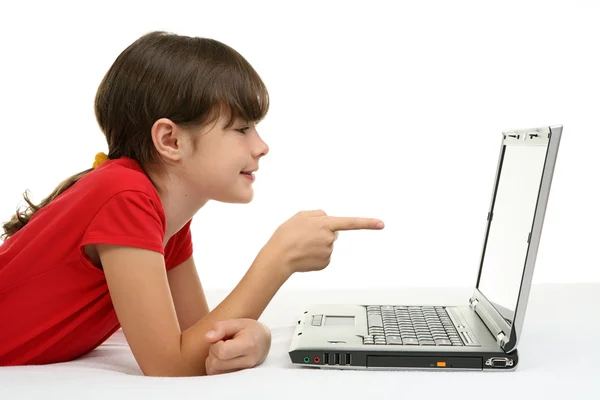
[289,348,518,371]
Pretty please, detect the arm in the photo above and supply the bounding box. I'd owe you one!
[97,243,287,377]
[98,210,382,376]
[167,255,210,331]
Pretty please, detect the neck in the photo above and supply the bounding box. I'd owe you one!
[148,169,208,246]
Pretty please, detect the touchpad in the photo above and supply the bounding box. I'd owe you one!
[324,316,355,326]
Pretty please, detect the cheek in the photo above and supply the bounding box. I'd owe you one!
[189,144,245,183]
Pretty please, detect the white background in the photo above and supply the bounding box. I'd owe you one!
[0,0,598,292]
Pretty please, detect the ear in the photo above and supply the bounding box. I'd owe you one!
[151,118,187,162]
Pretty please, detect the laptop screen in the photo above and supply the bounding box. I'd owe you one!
[476,141,548,325]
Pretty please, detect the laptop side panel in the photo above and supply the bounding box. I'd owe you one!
[289,349,519,370]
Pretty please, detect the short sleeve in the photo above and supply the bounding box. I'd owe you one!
[81,190,166,255]
[164,219,193,270]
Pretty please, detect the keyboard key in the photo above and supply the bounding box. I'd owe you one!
[386,336,403,345]
[435,339,452,346]
[368,314,383,328]
[403,338,419,345]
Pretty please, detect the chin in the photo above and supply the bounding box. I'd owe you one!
[217,190,254,204]
[235,194,254,204]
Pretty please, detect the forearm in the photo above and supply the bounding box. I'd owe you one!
[208,246,290,320]
[178,246,290,375]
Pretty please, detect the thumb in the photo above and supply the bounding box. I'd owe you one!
[205,329,225,343]
[205,319,248,343]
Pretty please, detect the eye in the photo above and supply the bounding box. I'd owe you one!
[236,126,249,134]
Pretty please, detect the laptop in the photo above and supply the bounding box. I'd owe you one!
[289,125,562,371]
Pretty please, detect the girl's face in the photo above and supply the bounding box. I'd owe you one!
[178,114,269,204]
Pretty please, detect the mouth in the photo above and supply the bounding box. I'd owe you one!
[240,169,256,181]
[240,168,257,175]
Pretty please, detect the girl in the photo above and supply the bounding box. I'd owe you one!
[0,31,384,376]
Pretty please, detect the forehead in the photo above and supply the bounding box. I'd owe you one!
[191,112,242,139]
[210,106,247,129]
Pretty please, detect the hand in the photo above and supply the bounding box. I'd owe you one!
[204,318,271,375]
[263,210,384,274]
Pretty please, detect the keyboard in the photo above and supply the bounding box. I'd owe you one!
[364,305,464,346]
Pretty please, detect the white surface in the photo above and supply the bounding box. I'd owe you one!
[1,283,598,399]
[1,1,599,291]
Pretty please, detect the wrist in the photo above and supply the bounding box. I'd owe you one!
[258,322,272,364]
[255,243,293,283]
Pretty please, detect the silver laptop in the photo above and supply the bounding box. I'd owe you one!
[289,125,562,371]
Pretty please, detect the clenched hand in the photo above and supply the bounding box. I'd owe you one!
[204,318,272,375]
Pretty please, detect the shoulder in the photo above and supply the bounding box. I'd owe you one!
[47,156,166,236]
[81,157,158,199]
[77,158,168,254]
[68,157,163,215]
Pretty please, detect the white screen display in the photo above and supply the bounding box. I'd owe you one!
[477,144,547,322]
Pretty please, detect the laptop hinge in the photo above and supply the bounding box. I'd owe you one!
[471,296,508,348]
[496,332,508,347]
[469,298,479,310]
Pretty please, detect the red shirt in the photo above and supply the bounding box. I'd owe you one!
[0,157,193,365]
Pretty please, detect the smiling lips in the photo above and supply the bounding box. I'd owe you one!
[240,170,256,181]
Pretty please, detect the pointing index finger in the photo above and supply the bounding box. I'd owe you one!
[324,216,385,231]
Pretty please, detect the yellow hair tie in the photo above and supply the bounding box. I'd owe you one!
[93,152,109,169]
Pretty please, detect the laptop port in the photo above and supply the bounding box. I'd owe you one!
[327,353,335,365]
[492,359,507,367]
[486,357,513,368]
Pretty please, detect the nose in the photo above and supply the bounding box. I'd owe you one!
[252,133,269,158]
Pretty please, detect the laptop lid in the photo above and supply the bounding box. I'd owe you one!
[469,125,562,353]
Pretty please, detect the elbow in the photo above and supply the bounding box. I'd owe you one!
[133,333,210,377]
[137,354,207,377]
[140,364,207,378]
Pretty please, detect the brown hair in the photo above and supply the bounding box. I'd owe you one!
[1,30,269,241]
